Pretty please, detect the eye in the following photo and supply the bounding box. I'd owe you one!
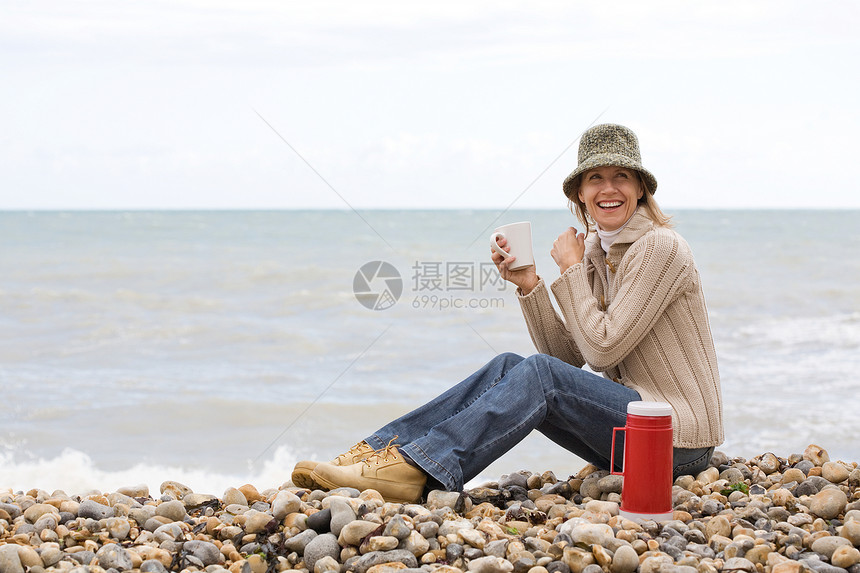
[588,173,602,180]
[616,172,629,179]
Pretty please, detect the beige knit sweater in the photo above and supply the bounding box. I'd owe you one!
[518,210,724,448]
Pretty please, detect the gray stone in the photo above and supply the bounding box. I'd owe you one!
[129,506,157,526]
[811,536,853,559]
[155,500,186,522]
[285,529,318,553]
[96,544,134,571]
[610,545,639,573]
[78,499,114,520]
[426,490,463,510]
[801,558,849,573]
[446,543,464,562]
[33,514,59,533]
[303,533,339,572]
[352,550,418,573]
[417,521,438,538]
[153,522,184,542]
[328,487,360,497]
[580,477,601,499]
[307,508,332,533]
[39,545,63,567]
[719,467,745,484]
[117,484,150,498]
[465,546,487,560]
[328,497,356,537]
[499,472,530,490]
[701,499,724,515]
[484,539,508,558]
[313,555,340,573]
[140,559,168,573]
[183,493,218,508]
[271,490,301,520]
[0,545,25,573]
[69,551,96,566]
[183,540,222,566]
[384,515,412,540]
[598,475,623,494]
[722,557,756,573]
[469,556,514,572]
[0,503,22,521]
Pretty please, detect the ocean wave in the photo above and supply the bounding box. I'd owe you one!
[0,446,301,496]
[730,312,860,349]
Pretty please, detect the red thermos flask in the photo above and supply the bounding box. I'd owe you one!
[611,401,674,521]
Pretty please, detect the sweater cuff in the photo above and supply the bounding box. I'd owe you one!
[516,276,545,299]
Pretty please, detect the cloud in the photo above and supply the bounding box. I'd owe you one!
[1,1,858,209]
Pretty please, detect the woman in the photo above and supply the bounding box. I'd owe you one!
[292,124,724,504]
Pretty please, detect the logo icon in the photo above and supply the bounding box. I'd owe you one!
[353,261,403,310]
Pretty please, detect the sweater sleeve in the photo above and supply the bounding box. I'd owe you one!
[517,278,585,367]
[551,230,693,371]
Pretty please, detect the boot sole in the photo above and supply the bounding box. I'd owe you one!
[291,461,321,490]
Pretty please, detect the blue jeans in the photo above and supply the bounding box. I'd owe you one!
[366,353,713,491]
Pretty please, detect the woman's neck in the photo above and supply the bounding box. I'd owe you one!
[596,209,638,253]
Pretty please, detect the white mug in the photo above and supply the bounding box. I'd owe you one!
[490,221,534,271]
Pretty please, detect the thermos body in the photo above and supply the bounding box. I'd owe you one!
[611,401,674,521]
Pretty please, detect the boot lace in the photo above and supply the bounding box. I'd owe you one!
[335,440,371,464]
[363,436,402,467]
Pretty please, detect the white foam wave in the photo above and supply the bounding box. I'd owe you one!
[730,312,860,349]
[0,446,300,497]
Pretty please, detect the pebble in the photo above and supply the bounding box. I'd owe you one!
[804,444,830,465]
[0,545,24,573]
[155,499,186,521]
[303,532,340,571]
[809,488,849,519]
[328,496,357,536]
[271,490,301,520]
[96,543,134,571]
[184,540,222,566]
[823,461,851,484]
[117,483,150,498]
[4,444,860,573]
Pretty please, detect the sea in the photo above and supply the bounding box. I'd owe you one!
[1,209,858,495]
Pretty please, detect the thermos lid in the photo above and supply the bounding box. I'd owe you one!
[627,401,673,417]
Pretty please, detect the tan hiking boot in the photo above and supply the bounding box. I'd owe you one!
[310,439,427,503]
[291,440,375,489]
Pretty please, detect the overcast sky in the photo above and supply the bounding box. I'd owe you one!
[2,1,858,210]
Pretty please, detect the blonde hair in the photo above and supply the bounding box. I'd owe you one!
[566,171,672,234]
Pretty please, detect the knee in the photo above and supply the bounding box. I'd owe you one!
[521,354,565,392]
[494,352,525,368]
[521,353,555,371]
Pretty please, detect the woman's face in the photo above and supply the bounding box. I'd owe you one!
[578,166,644,231]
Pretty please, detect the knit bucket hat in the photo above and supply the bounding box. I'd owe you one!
[562,123,658,198]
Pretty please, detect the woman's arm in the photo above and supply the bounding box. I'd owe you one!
[517,279,586,367]
[491,234,585,366]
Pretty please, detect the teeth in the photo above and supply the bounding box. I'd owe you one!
[599,201,622,208]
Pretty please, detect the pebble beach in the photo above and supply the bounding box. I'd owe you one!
[2,445,860,573]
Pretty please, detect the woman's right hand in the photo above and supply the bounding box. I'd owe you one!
[491,236,539,294]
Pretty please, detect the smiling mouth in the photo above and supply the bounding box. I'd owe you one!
[598,201,623,209]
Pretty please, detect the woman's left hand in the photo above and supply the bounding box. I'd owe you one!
[551,227,585,273]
